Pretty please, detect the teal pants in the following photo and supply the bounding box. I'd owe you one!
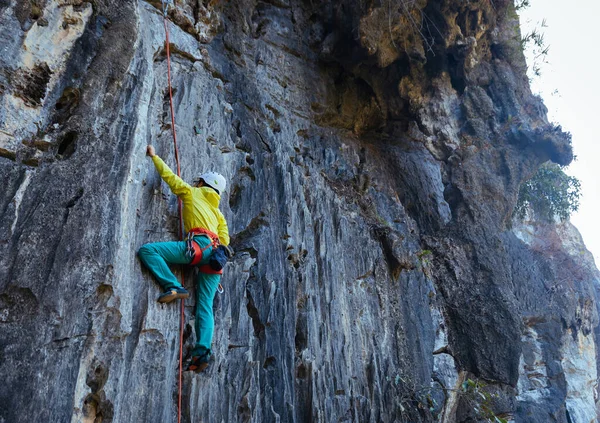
[138,235,221,358]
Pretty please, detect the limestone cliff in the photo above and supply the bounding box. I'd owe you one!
[0,0,598,422]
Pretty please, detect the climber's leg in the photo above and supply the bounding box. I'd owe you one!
[138,240,189,291]
[191,270,221,360]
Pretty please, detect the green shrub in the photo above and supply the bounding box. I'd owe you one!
[515,162,581,221]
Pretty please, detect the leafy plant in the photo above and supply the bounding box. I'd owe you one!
[461,379,509,423]
[392,375,510,422]
[520,19,550,78]
[515,0,550,79]
[515,0,530,11]
[417,249,432,266]
[515,162,581,222]
[416,249,432,259]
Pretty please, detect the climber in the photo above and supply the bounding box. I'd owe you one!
[138,144,230,373]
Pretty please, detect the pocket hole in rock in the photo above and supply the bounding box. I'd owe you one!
[57,131,77,158]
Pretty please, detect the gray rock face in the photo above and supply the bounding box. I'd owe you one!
[0,1,597,422]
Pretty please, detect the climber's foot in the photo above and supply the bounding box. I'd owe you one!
[157,287,189,303]
[187,355,209,373]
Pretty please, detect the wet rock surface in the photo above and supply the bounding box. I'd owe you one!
[0,1,598,422]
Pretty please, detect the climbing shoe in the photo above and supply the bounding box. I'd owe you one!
[187,355,209,373]
[157,287,189,303]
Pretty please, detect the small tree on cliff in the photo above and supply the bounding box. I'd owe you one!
[515,162,581,222]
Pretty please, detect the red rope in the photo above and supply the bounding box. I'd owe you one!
[162,10,184,423]
[163,17,184,240]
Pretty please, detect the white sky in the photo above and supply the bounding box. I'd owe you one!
[519,1,600,263]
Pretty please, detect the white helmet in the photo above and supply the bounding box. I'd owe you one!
[198,171,226,194]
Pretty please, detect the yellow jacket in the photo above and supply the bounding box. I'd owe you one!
[152,155,230,246]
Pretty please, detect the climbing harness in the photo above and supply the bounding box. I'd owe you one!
[185,227,220,266]
[159,1,184,422]
[185,227,226,293]
[198,264,224,275]
[185,232,204,266]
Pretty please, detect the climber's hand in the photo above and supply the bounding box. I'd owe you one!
[146,145,156,157]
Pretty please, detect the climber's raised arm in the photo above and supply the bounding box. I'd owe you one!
[146,145,191,198]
